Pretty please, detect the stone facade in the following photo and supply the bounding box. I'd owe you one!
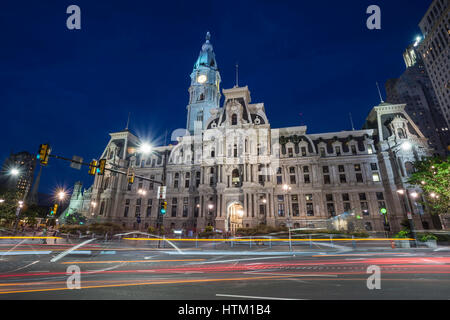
[63,33,443,233]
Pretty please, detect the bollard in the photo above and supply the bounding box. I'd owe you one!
[309,235,312,249]
[230,237,234,248]
[352,235,356,249]
[249,236,252,249]
[269,236,272,249]
[162,235,166,248]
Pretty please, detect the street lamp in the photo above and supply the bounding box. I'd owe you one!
[401,142,412,151]
[397,188,418,244]
[138,142,152,155]
[283,184,293,251]
[0,199,5,204]
[138,189,147,196]
[10,168,19,176]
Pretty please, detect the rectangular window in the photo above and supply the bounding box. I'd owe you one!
[305,194,313,201]
[324,175,330,184]
[124,206,129,217]
[290,175,296,184]
[359,193,367,201]
[288,148,293,158]
[277,195,284,202]
[344,202,351,211]
[291,194,298,202]
[335,146,341,156]
[174,180,178,188]
[370,163,378,171]
[356,173,363,183]
[376,192,384,200]
[340,174,346,183]
[354,164,361,171]
[171,205,177,217]
[183,205,188,217]
[326,194,333,202]
[303,166,309,173]
[135,206,140,217]
[277,175,283,185]
[327,203,336,217]
[146,206,152,217]
[361,202,369,215]
[338,165,345,172]
[304,174,310,183]
[323,166,329,173]
[372,172,380,182]
[301,147,306,156]
[320,147,326,157]
[342,193,350,202]
[136,199,141,206]
[306,203,314,216]
[278,203,285,216]
[125,199,130,205]
[147,199,152,206]
[292,203,299,216]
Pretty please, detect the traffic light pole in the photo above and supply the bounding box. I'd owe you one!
[156,150,168,232]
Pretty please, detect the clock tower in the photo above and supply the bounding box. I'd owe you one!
[186,32,221,135]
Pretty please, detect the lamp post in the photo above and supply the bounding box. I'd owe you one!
[283,184,293,251]
[397,189,418,246]
[10,168,29,235]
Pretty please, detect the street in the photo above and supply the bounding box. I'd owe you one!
[0,236,449,300]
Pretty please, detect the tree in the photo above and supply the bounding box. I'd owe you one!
[0,189,21,224]
[408,156,450,215]
[64,211,87,225]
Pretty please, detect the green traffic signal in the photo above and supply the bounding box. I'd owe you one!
[380,208,387,214]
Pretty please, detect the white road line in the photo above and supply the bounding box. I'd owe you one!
[216,294,305,300]
[50,238,96,262]
[8,260,40,273]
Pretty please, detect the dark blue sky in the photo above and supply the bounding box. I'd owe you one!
[0,0,431,196]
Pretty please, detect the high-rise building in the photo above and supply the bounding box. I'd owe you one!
[385,41,450,155]
[417,0,449,126]
[0,151,36,199]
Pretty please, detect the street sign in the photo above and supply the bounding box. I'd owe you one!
[157,186,167,199]
[70,156,83,170]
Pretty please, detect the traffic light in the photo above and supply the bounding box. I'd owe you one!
[380,208,387,215]
[160,201,167,215]
[97,159,106,175]
[88,160,98,175]
[37,144,51,166]
[50,203,58,215]
[127,168,135,184]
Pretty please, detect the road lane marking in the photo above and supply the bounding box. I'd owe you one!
[215,294,304,300]
[8,261,40,273]
[50,239,96,262]
[0,251,52,256]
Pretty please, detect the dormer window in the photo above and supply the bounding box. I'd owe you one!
[397,128,406,139]
[232,114,238,125]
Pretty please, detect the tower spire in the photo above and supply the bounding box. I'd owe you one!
[125,112,130,130]
[376,82,384,103]
[235,63,239,88]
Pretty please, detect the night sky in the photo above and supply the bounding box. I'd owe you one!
[0,0,431,196]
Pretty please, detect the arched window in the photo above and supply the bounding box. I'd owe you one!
[397,128,406,139]
[233,144,238,158]
[232,169,240,187]
[232,114,238,125]
[211,147,215,158]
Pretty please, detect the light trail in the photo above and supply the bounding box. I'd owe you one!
[60,259,206,264]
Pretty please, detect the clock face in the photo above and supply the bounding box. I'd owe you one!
[197,74,207,84]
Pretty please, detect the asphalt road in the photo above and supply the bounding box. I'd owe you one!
[0,238,449,300]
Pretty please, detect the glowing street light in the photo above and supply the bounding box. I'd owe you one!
[138,143,152,155]
[397,189,405,195]
[430,192,436,198]
[91,201,97,208]
[410,192,418,199]
[10,168,19,176]
[282,184,291,192]
[57,191,67,201]
[208,204,214,210]
[401,142,412,151]
[138,189,147,196]
[237,209,244,217]
[0,199,4,203]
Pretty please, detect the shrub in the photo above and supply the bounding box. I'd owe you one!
[419,233,438,242]
[394,230,410,238]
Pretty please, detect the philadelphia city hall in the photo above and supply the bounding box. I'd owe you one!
[63,32,443,234]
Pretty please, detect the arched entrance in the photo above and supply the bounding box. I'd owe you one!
[226,202,244,235]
